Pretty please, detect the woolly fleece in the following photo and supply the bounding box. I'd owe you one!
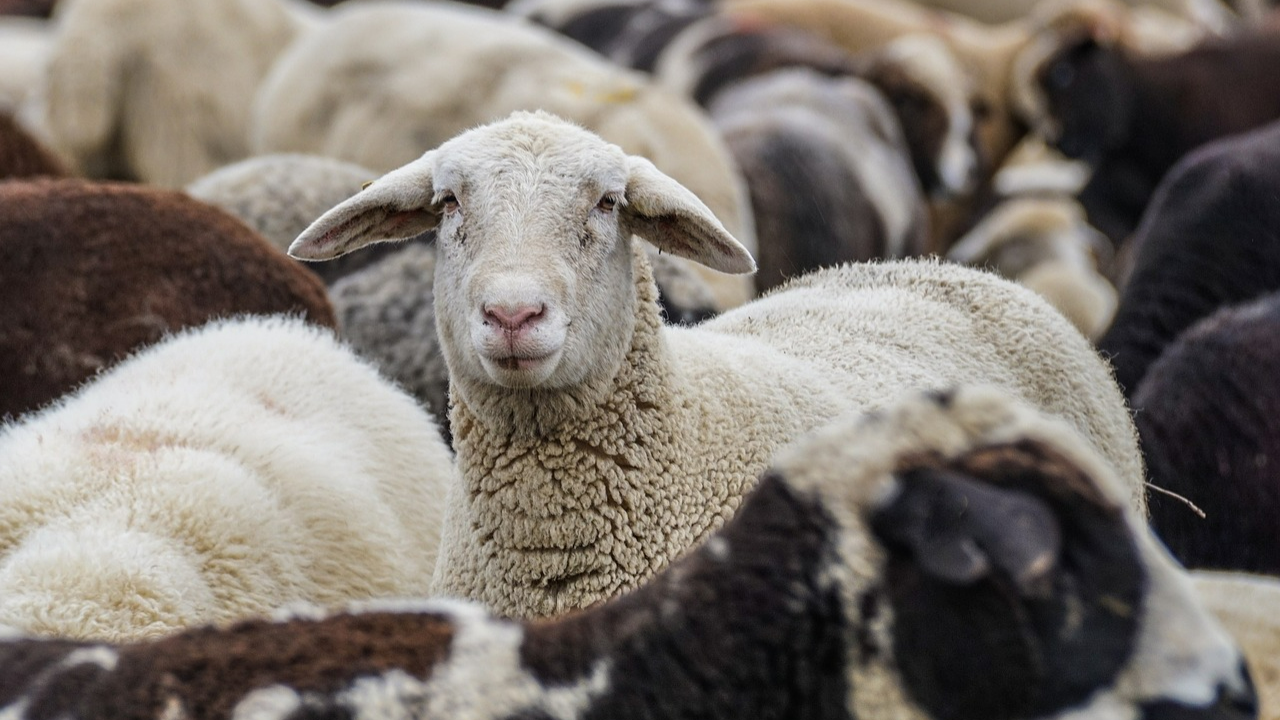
[251,0,757,309]
[436,253,1146,618]
[0,316,454,642]
[40,0,304,186]
[1192,571,1280,720]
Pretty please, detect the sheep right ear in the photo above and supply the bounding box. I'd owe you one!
[289,155,440,261]
[622,155,757,275]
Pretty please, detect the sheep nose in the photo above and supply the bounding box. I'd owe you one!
[484,303,545,332]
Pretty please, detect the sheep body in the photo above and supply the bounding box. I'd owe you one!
[1098,120,1280,397]
[292,110,1144,620]
[0,111,67,179]
[1134,293,1280,575]
[0,178,335,420]
[706,68,928,293]
[0,16,48,115]
[252,0,757,309]
[0,387,1252,720]
[0,315,453,642]
[39,0,304,185]
[1193,570,1280,720]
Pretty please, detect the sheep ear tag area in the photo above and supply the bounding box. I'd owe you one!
[289,206,438,261]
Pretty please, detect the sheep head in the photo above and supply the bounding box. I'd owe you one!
[291,110,754,392]
[775,386,1256,720]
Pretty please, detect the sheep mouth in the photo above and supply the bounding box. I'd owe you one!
[491,353,554,371]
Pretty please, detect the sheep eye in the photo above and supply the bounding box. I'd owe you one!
[596,194,618,213]
[437,192,460,214]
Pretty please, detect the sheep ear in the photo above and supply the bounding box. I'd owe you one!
[622,156,756,275]
[873,467,1062,595]
[869,443,1145,720]
[289,155,440,261]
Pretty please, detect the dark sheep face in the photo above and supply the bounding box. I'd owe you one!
[1038,38,1132,163]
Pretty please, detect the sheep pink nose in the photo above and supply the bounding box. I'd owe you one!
[484,303,545,332]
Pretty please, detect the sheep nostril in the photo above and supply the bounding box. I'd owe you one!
[483,304,546,332]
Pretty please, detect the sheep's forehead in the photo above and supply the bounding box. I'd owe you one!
[435,115,630,200]
[884,35,973,107]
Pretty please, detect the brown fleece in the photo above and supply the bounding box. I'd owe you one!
[0,178,336,419]
[0,114,68,180]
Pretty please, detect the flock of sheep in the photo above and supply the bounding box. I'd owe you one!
[0,0,1278,717]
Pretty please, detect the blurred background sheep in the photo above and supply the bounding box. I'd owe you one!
[2,0,1280,711]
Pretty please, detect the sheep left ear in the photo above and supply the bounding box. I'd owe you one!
[289,154,440,262]
[622,156,756,275]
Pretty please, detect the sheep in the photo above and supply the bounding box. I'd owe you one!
[1193,570,1280,720]
[0,386,1256,720]
[0,0,56,15]
[184,153,430,287]
[1010,19,1280,243]
[657,21,984,202]
[0,178,336,420]
[0,15,49,115]
[36,0,308,187]
[250,0,758,310]
[1097,120,1280,398]
[0,111,68,179]
[1132,293,1280,575]
[510,0,714,71]
[290,110,1146,620]
[946,195,1117,340]
[0,314,453,643]
[705,68,929,294]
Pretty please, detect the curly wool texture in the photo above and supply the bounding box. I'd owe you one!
[41,0,304,186]
[435,251,1146,619]
[1192,571,1280,720]
[251,0,757,309]
[0,316,454,643]
[185,153,423,286]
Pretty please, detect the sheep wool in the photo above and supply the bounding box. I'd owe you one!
[438,252,1146,618]
[251,0,758,309]
[291,111,1145,622]
[0,316,454,642]
[1193,571,1280,720]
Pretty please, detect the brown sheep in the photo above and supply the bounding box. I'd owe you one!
[0,178,336,420]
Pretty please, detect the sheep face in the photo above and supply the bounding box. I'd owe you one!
[780,387,1256,720]
[860,34,983,199]
[291,111,754,391]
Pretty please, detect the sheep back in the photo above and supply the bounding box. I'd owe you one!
[0,315,453,642]
[0,178,336,419]
[1135,293,1280,575]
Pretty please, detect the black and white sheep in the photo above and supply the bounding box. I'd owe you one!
[291,110,1145,620]
[705,67,928,293]
[0,177,336,420]
[0,387,1257,720]
[1097,120,1280,398]
[1133,292,1280,575]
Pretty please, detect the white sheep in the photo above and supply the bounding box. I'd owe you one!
[291,110,1145,620]
[252,0,757,310]
[0,387,1254,720]
[1193,571,1280,720]
[0,315,453,642]
[37,0,310,186]
[0,16,49,116]
[946,195,1118,340]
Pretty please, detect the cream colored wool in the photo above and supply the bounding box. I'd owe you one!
[291,111,1144,621]
[38,0,306,186]
[0,17,49,117]
[251,0,756,310]
[0,316,453,642]
[1193,571,1280,720]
